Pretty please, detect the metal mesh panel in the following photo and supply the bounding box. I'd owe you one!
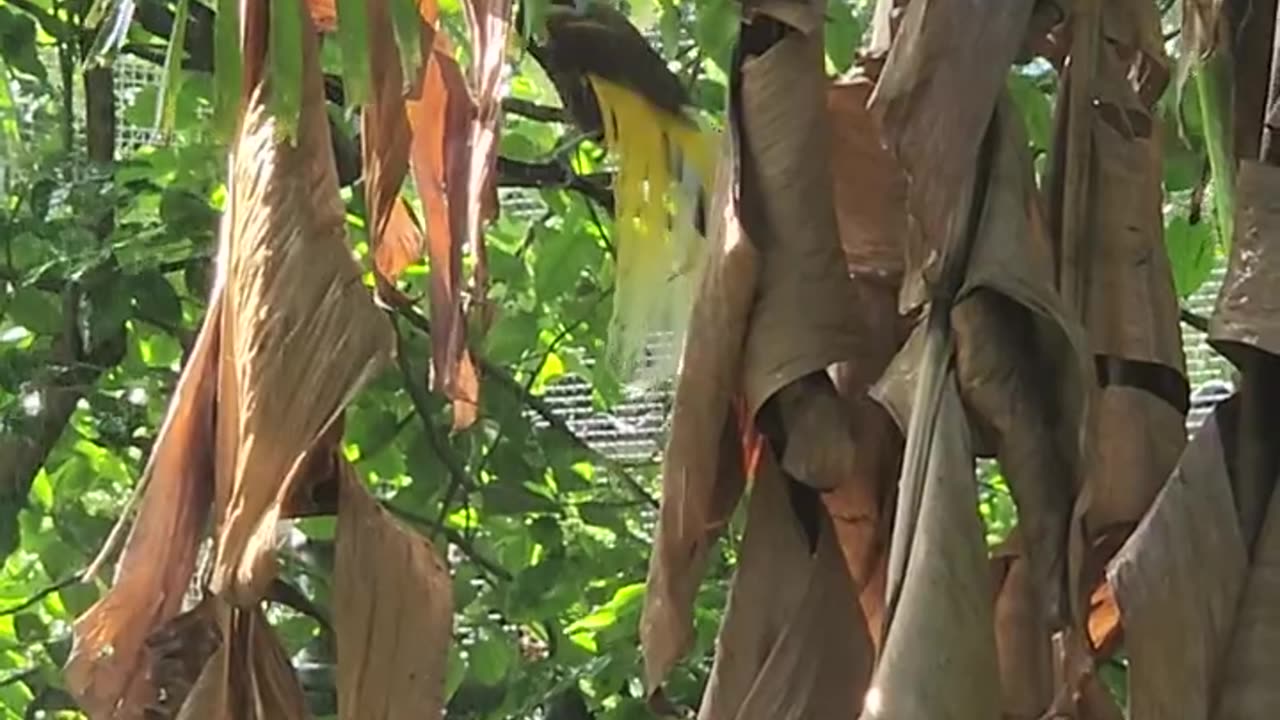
[1184,260,1235,429]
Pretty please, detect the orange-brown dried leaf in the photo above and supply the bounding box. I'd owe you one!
[641,142,756,694]
[407,43,476,422]
[824,74,912,650]
[360,0,438,284]
[306,0,337,32]
[208,2,394,605]
[66,299,221,720]
[827,75,906,278]
[698,453,873,719]
[990,532,1053,719]
[334,462,453,719]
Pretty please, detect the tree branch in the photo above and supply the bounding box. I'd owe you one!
[497,156,614,213]
[503,97,567,123]
[395,305,657,509]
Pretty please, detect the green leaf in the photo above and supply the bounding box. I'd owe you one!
[824,0,865,75]
[390,0,426,94]
[129,270,183,329]
[7,288,61,335]
[155,0,192,134]
[534,226,585,301]
[0,59,19,148]
[0,8,45,80]
[1165,216,1216,298]
[13,613,42,643]
[336,0,373,106]
[467,633,514,686]
[1191,60,1235,251]
[564,582,645,635]
[1008,72,1052,153]
[481,481,558,516]
[522,0,551,41]
[444,644,468,701]
[269,0,306,144]
[214,0,244,141]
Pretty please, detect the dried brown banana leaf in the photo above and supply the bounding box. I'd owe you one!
[209,0,394,604]
[698,452,873,720]
[334,462,453,719]
[860,384,999,720]
[640,139,754,694]
[66,300,221,719]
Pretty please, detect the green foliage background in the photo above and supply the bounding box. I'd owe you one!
[0,0,1219,717]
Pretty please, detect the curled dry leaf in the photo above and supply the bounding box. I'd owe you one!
[208,0,394,605]
[950,100,1088,628]
[641,142,755,694]
[67,301,221,719]
[334,462,453,719]
[406,34,482,431]
[360,0,436,286]
[860,385,999,720]
[824,73,912,650]
[175,604,311,720]
[698,453,873,720]
[735,2,858,420]
[1048,1,1188,633]
[869,0,1038,311]
[990,531,1053,719]
[1210,160,1280,362]
[1106,399,1247,720]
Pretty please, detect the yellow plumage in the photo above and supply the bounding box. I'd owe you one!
[586,75,717,384]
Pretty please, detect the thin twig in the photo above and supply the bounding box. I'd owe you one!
[0,574,77,617]
[395,305,657,508]
[386,505,513,581]
[503,97,567,123]
[391,316,478,543]
[1181,307,1211,333]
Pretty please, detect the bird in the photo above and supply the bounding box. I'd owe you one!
[530,0,718,381]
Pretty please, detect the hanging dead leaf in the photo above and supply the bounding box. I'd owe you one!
[306,0,337,33]
[869,0,1038,312]
[824,73,913,650]
[827,74,907,279]
[360,0,435,285]
[1211,160,1280,362]
[950,99,1089,629]
[406,39,479,431]
[735,3,858,422]
[698,453,873,719]
[1047,2,1189,636]
[1106,399,1247,720]
[174,604,311,720]
[208,0,394,605]
[67,302,220,719]
[860,385,999,720]
[641,145,755,693]
[990,531,1054,719]
[334,462,453,719]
